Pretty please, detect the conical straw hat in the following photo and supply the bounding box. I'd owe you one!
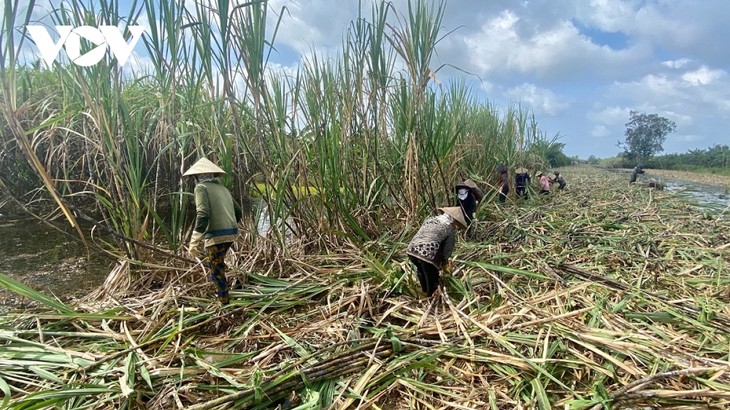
[437,206,467,229]
[183,158,226,176]
[455,179,478,189]
[515,167,528,174]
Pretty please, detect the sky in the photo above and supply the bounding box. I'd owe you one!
[260,0,730,159]
[18,0,730,159]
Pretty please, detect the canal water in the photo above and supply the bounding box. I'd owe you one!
[0,218,115,312]
[614,168,730,213]
[0,200,290,312]
[662,179,729,212]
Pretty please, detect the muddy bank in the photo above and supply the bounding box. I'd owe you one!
[642,168,730,188]
[0,218,115,312]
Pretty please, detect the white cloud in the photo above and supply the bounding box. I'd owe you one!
[661,58,692,69]
[643,74,681,96]
[268,0,358,56]
[591,124,611,137]
[459,9,645,83]
[660,111,693,127]
[478,80,495,94]
[577,0,640,33]
[588,106,629,124]
[610,66,730,122]
[681,66,725,85]
[504,83,569,116]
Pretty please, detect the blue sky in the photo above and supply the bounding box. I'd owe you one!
[261,0,730,159]
[22,0,730,159]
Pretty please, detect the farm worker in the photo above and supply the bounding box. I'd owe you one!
[514,167,530,199]
[455,178,483,226]
[184,158,242,304]
[407,207,467,297]
[496,163,510,203]
[630,165,645,183]
[552,171,566,190]
[537,171,551,195]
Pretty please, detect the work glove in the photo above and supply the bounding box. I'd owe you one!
[188,231,205,258]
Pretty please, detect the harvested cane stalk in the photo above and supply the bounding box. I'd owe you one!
[187,344,394,410]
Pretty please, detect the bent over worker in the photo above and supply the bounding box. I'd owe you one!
[184,158,242,304]
[407,207,467,297]
[515,167,530,199]
[552,171,566,190]
[630,165,645,183]
[537,171,551,195]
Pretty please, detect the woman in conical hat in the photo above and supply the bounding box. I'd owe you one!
[183,158,241,304]
[182,158,226,176]
[455,178,483,227]
[536,171,551,195]
[406,206,467,297]
[514,167,530,199]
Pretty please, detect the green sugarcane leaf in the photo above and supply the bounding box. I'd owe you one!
[531,377,551,410]
[0,376,11,408]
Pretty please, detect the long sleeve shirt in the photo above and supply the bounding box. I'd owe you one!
[515,172,531,188]
[407,215,457,268]
[455,179,483,223]
[539,175,551,191]
[194,180,242,246]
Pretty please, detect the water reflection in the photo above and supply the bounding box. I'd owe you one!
[0,218,115,312]
[663,180,729,212]
[255,199,297,244]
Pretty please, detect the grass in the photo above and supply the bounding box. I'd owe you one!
[1,166,729,409]
[1,0,553,256]
[2,0,729,408]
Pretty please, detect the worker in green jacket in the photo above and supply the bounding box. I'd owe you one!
[183,158,242,304]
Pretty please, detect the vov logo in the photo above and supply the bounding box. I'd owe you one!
[26,25,146,67]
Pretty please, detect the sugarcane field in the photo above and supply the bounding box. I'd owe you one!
[2,1,730,409]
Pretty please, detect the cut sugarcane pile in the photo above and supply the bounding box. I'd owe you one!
[1,166,729,409]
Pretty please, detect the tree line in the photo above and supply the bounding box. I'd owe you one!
[643,144,730,172]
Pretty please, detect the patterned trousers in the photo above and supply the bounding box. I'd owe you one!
[205,242,233,302]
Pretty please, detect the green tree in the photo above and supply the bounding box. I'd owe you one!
[529,139,572,167]
[621,111,677,164]
[586,155,600,165]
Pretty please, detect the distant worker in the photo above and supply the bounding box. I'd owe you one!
[407,207,467,297]
[630,165,645,183]
[184,158,242,304]
[496,163,509,203]
[552,171,566,190]
[515,167,530,199]
[537,171,551,195]
[455,178,483,226]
